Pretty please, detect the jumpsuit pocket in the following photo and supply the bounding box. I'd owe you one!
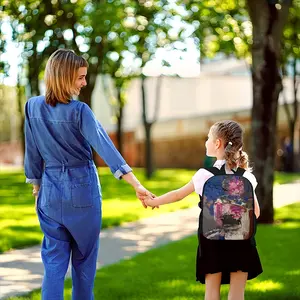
[40,184,52,208]
[71,183,93,208]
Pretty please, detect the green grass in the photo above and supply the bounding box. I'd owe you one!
[274,171,300,185]
[8,202,300,300]
[1,167,300,254]
[0,167,198,254]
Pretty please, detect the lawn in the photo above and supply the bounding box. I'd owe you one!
[0,167,300,254]
[0,167,198,254]
[8,202,300,300]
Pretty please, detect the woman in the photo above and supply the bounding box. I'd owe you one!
[24,48,152,299]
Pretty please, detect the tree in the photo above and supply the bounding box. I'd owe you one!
[129,0,177,178]
[248,0,292,223]
[181,0,295,223]
[2,0,135,107]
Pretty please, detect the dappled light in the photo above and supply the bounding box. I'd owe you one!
[248,280,283,292]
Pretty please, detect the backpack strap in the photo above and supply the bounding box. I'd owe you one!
[204,167,223,175]
[233,167,246,176]
[205,164,246,176]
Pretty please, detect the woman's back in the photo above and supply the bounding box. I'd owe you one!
[25,96,92,166]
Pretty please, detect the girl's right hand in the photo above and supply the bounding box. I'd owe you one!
[144,195,158,208]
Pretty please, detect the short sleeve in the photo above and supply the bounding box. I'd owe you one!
[192,168,214,196]
[243,171,258,190]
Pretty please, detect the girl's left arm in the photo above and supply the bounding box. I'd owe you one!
[145,181,195,207]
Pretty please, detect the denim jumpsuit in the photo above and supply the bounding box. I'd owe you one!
[24,96,132,300]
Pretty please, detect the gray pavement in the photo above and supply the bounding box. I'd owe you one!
[0,182,299,299]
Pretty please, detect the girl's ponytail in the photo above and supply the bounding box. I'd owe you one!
[224,143,251,171]
[224,142,239,170]
[238,150,251,171]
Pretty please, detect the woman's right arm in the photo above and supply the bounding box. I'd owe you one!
[78,103,153,207]
[79,103,132,180]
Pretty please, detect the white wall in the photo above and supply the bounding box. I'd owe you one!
[91,74,297,136]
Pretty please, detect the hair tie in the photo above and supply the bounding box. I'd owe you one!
[228,142,233,146]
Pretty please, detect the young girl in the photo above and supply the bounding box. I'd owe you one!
[144,120,263,300]
[24,49,153,299]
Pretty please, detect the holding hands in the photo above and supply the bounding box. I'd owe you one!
[144,194,158,208]
[134,185,159,209]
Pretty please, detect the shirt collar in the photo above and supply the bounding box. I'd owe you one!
[213,159,226,169]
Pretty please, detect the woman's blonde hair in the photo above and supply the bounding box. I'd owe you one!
[211,120,251,170]
[45,49,88,106]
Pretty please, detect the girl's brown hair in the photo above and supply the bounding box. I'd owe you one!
[211,120,251,170]
[45,49,88,106]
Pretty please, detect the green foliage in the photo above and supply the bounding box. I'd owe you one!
[282,1,300,72]
[9,202,300,299]
[180,0,299,69]
[181,0,251,61]
[1,0,178,100]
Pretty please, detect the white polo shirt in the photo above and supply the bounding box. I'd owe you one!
[192,159,258,196]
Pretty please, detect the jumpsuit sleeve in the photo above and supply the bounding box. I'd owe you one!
[79,103,132,179]
[24,101,44,185]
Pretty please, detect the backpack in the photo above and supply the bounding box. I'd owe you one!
[201,164,255,241]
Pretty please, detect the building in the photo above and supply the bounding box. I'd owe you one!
[91,59,299,169]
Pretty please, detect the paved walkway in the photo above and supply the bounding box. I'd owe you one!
[0,182,299,299]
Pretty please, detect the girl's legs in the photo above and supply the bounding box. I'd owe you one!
[228,271,248,300]
[205,272,222,300]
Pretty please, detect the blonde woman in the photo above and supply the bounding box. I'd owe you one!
[24,49,152,299]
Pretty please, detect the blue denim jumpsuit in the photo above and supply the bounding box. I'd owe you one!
[24,96,132,300]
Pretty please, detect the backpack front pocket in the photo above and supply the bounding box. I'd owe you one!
[71,183,93,208]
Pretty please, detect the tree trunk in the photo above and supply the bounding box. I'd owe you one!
[248,0,291,223]
[27,54,41,97]
[141,75,154,179]
[116,86,124,155]
[145,122,153,179]
[79,72,96,107]
[17,83,25,165]
[79,42,104,107]
[292,58,299,171]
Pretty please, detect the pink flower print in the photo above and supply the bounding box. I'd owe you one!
[228,178,244,195]
[214,199,223,227]
[230,204,246,220]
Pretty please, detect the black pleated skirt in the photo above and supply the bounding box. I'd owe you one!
[196,234,263,284]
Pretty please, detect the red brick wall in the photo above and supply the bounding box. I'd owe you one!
[0,141,23,165]
[94,131,137,167]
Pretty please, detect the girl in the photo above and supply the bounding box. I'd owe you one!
[24,49,153,299]
[144,120,263,300]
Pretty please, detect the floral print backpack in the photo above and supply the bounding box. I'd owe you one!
[201,165,255,240]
